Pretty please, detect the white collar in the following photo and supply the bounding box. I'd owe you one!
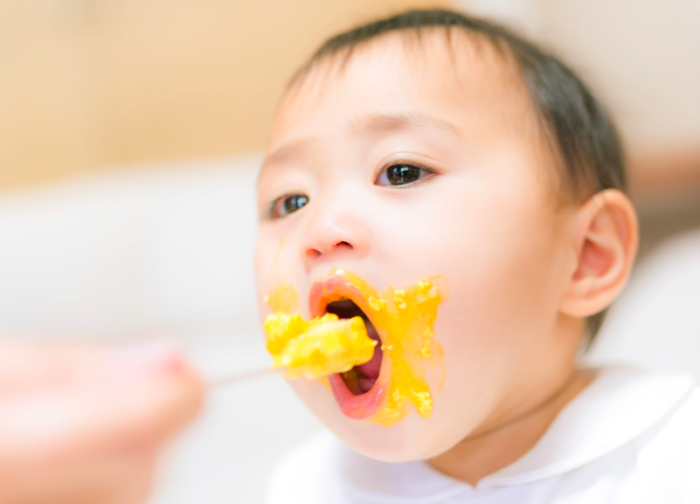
[334,366,697,501]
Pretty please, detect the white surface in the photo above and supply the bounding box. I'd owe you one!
[0,156,261,339]
[588,231,700,377]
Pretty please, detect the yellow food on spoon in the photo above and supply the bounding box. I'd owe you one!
[264,312,376,379]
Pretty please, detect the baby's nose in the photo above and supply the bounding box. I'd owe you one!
[300,199,371,272]
[304,240,353,262]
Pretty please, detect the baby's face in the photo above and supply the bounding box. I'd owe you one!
[255,33,579,461]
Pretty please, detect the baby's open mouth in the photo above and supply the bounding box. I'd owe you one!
[324,299,383,395]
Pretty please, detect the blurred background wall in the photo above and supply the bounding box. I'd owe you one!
[0,0,450,190]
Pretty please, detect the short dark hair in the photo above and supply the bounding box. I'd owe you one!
[291,9,627,341]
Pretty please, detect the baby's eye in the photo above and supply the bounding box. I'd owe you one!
[269,194,309,219]
[375,163,435,187]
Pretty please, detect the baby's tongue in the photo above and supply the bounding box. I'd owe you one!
[356,347,382,378]
[355,323,382,379]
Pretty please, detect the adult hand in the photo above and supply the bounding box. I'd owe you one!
[0,341,204,504]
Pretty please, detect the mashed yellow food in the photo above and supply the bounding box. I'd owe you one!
[264,312,377,379]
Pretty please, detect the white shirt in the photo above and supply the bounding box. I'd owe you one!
[266,367,700,503]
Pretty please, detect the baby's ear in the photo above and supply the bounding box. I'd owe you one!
[559,189,639,318]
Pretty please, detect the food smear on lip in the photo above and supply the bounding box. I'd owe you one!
[264,281,298,313]
[320,271,445,427]
[264,312,377,379]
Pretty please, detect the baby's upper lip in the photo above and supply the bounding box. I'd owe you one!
[308,273,380,337]
[309,273,364,317]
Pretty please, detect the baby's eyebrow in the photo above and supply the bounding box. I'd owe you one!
[260,112,461,181]
[264,137,315,168]
[351,112,462,139]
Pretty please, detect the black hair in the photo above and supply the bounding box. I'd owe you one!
[292,9,627,341]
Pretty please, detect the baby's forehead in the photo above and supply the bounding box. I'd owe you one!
[271,29,537,144]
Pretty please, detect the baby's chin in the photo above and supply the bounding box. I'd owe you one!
[291,380,448,462]
[337,413,455,463]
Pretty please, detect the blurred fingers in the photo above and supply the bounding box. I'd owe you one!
[0,340,204,504]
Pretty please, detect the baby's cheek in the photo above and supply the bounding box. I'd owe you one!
[427,303,505,408]
[287,377,344,425]
[255,236,289,290]
[254,248,275,292]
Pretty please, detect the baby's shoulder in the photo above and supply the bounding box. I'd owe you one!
[266,431,341,504]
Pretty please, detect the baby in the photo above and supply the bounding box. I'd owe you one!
[255,9,700,503]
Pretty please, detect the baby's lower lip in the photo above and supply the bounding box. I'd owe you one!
[329,367,386,420]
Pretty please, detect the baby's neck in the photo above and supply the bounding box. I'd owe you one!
[428,368,594,486]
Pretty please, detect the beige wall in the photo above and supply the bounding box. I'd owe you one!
[0,0,448,190]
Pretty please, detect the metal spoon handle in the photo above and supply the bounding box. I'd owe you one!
[208,366,282,388]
